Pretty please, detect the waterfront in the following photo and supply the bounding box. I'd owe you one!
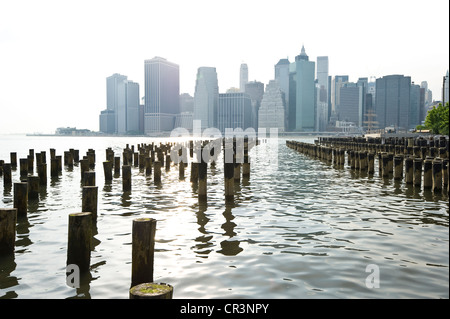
[0,135,448,299]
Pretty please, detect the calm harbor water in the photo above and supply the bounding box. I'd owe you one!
[0,134,448,299]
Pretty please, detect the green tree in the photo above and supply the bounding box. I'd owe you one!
[422,102,449,135]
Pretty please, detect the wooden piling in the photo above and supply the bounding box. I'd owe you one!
[179,158,185,180]
[13,182,28,218]
[432,158,442,192]
[198,160,207,203]
[67,212,92,274]
[423,158,433,190]
[393,155,404,180]
[10,152,17,169]
[405,156,414,184]
[114,157,121,175]
[82,186,98,227]
[122,165,132,191]
[129,282,173,299]
[84,171,96,186]
[103,161,113,181]
[131,218,157,288]
[224,162,234,204]
[413,158,423,187]
[0,208,17,254]
[27,176,40,199]
[3,163,12,185]
[368,153,375,174]
[80,159,89,181]
[19,158,28,179]
[145,157,152,176]
[154,161,161,184]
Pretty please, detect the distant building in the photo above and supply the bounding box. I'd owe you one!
[331,75,349,117]
[410,82,423,129]
[316,56,329,127]
[288,45,316,131]
[443,70,449,105]
[244,80,264,131]
[144,57,180,134]
[193,67,218,129]
[99,73,140,134]
[375,74,411,130]
[338,82,363,127]
[217,92,252,133]
[240,63,248,92]
[274,58,290,130]
[258,80,285,132]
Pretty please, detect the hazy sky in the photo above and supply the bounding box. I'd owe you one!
[0,0,448,134]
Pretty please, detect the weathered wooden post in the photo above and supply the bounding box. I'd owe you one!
[84,171,96,186]
[432,158,443,193]
[154,161,161,184]
[19,158,28,179]
[67,212,92,274]
[413,158,423,187]
[190,162,199,183]
[198,159,207,203]
[3,163,12,185]
[27,155,34,174]
[56,155,63,173]
[82,186,98,228]
[145,157,152,176]
[13,182,28,218]
[131,218,157,288]
[50,158,59,178]
[37,163,47,185]
[405,156,414,184]
[179,157,185,180]
[381,153,389,177]
[122,165,132,191]
[423,157,433,190]
[103,161,113,181]
[165,154,171,171]
[0,208,17,254]
[393,155,404,181]
[368,153,375,174]
[129,282,173,299]
[80,159,89,181]
[224,161,234,204]
[114,157,121,175]
[27,176,40,199]
[10,152,17,169]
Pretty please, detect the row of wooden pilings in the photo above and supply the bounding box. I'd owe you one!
[286,135,449,195]
[0,137,257,298]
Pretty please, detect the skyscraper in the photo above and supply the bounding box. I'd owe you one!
[331,75,349,116]
[288,45,316,131]
[275,58,290,131]
[338,82,363,127]
[193,67,219,129]
[375,74,411,129]
[258,80,286,132]
[316,56,329,127]
[410,82,422,129]
[99,73,140,134]
[144,57,180,134]
[443,70,449,105]
[240,63,248,92]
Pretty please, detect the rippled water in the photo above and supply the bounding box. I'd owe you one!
[0,135,448,299]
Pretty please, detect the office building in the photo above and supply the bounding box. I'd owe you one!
[144,57,180,134]
[443,70,449,105]
[410,82,422,128]
[245,80,264,130]
[331,75,349,116]
[316,56,329,127]
[288,45,316,131]
[375,74,411,130]
[275,58,290,131]
[338,82,363,127]
[240,63,248,92]
[193,67,219,129]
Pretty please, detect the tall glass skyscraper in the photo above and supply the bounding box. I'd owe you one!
[289,46,316,131]
[240,63,248,92]
[144,57,180,134]
[193,67,219,129]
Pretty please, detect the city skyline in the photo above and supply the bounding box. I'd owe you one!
[0,0,449,134]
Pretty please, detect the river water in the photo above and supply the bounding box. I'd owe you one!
[0,134,448,299]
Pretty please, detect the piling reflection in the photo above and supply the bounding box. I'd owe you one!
[218,205,243,256]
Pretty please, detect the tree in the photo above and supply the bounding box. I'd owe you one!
[420,102,449,135]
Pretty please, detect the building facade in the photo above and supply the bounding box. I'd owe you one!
[240,63,248,92]
[375,74,411,130]
[244,80,264,131]
[217,92,253,133]
[316,56,329,128]
[144,57,180,134]
[274,58,290,131]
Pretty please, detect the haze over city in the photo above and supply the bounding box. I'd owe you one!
[0,0,448,134]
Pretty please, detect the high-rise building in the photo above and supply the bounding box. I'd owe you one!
[100,73,140,134]
[193,67,219,129]
[410,82,422,129]
[217,92,252,133]
[176,93,194,131]
[144,57,180,134]
[258,80,286,132]
[244,80,264,130]
[443,70,449,105]
[375,74,411,130]
[288,45,316,131]
[240,63,248,92]
[331,75,349,116]
[275,58,290,131]
[316,56,329,127]
[338,82,363,127]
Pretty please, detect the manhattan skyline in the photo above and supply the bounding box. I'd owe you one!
[0,0,448,134]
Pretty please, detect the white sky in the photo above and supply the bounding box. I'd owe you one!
[0,0,448,134]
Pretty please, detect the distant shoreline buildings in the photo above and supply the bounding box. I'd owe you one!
[99,49,448,136]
